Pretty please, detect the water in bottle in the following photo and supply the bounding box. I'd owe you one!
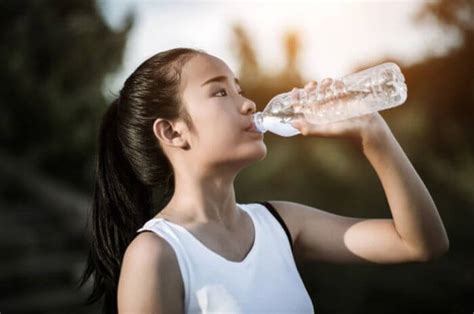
[252,62,408,137]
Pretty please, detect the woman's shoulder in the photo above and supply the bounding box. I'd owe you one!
[124,231,177,267]
[118,231,185,312]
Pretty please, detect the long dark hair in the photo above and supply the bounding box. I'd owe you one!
[78,48,204,314]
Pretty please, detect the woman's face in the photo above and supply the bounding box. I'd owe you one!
[179,53,267,171]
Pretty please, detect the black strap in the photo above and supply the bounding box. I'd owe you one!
[257,201,294,252]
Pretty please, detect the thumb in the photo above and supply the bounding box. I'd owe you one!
[291,119,300,128]
[291,119,313,136]
[291,118,306,128]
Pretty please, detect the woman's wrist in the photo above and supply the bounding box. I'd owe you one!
[360,114,393,155]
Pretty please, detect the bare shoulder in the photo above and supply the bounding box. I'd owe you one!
[264,200,313,260]
[117,231,184,313]
[122,231,179,269]
[267,200,340,229]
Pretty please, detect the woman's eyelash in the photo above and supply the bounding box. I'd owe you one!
[214,88,245,97]
[214,89,227,96]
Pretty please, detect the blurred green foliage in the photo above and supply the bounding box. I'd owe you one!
[0,1,130,311]
[0,0,131,188]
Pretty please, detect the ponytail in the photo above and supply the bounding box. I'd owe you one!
[79,98,153,313]
[78,48,202,314]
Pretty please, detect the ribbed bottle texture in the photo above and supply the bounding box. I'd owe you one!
[253,62,407,137]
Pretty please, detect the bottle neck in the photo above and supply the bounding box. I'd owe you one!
[252,112,266,133]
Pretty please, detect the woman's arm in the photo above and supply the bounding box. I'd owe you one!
[273,80,449,264]
[359,114,449,259]
[271,114,449,264]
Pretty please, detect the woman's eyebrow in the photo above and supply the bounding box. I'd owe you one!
[201,75,240,87]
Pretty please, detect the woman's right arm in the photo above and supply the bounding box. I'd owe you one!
[118,232,185,314]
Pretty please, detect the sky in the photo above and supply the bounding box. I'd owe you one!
[97,0,461,98]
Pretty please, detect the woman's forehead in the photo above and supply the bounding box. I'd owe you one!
[182,54,234,85]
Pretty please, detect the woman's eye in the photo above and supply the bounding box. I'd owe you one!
[213,88,245,97]
[214,89,227,97]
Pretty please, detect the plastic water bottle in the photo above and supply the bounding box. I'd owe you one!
[252,62,408,137]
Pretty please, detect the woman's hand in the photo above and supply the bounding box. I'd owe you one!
[290,78,390,150]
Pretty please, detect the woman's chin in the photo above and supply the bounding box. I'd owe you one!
[256,143,267,161]
[244,142,267,163]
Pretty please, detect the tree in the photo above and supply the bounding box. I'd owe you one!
[0,0,131,189]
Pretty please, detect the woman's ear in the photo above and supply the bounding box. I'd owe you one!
[153,118,189,149]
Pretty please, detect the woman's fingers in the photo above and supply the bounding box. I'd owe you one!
[333,79,346,97]
[318,77,333,98]
[290,79,335,107]
[304,80,317,92]
[289,87,300,105]
[320,77,333,88]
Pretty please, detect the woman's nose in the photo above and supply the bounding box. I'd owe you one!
[241,98,257,115]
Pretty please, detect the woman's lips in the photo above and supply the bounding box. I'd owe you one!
[245,122,260,133]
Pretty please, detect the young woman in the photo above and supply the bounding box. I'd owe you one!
[79,48,449,314]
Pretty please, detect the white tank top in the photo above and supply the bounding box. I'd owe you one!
[136,202,315,313]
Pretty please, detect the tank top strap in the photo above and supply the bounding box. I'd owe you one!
[242,202,294,259]
[256,201,294,252]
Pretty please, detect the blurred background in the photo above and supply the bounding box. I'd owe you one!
[1,0,473,313]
